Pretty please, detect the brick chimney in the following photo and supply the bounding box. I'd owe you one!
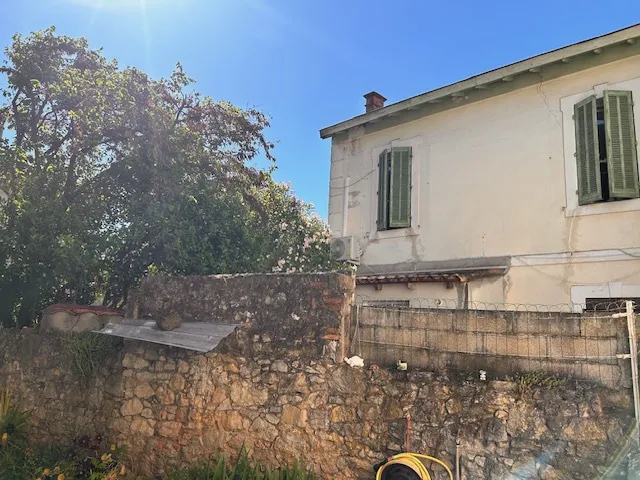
[364,91,386,113]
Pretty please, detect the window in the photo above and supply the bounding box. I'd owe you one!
[574,90,639,205]
[377,147,412,230]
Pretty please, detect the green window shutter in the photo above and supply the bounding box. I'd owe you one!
[389,147,412,228]
[377,149,389,230]
[574,95,602,205]
[604,90,640,199]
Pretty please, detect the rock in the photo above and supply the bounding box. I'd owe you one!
[156,311,183,331]
[271,360,289,373]
[327,365,365,396]
[538,464,559,480]
[157,421,182,437]
[143,349,159,361]
[562,418,607,443]
[122,353,150,370]
[121,398,144,416]
[169,374,186,391]
[221,411,245,430]
[134,383,155,399]
[131,417,155,437]
[281,405,307,428]
[177,360,190,374]
[445,398,462,415]
[484,417,508,443]
[104,376,123,396]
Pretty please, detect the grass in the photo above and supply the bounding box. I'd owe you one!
[63,332,122,380]
[167,448,315,480]
[506,371,567,399]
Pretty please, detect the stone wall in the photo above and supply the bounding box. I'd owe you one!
[357,306,630,388]
[0,331,633,479]
[0,273,635,479]
[129,272,355,359]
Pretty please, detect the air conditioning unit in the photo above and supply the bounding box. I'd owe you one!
[330,236,360,263]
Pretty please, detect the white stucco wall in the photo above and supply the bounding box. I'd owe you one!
[329,54,640,307]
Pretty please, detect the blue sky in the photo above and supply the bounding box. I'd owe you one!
[1,0,638,218]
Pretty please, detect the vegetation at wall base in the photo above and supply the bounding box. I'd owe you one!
[167,448,315,480]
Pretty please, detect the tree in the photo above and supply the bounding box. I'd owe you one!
[0,28,338,327]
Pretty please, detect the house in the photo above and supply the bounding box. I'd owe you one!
[320,24,640,310]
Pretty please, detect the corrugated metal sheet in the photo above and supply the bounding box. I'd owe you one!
[94,319,239,352]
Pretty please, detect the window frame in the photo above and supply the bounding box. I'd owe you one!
[369,137,422,239]
[377,147,413,230]
[561,78,640,217]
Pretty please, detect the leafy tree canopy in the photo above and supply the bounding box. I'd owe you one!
[0,27,339,327]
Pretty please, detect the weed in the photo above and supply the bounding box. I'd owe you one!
[506,371,567,399]
[64,332,122,380]
[167,447,315,480]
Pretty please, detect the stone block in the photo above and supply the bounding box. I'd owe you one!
[157,421,182,438]
[134,383,154,399]
[281,405,307,428]
[121,398,143,416]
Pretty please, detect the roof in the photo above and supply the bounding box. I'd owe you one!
[320,23,640,139]
[45,303,124,316]
[357,267,507,285]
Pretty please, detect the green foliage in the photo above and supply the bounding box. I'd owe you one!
[64,332,122,379]
[506,371,567,399]
[0,389,29,446]
[0,389,32,479]
[168,448,315,480]
[1,437,125,480]
[0,27,340,327]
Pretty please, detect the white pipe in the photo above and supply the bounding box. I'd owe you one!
[455,438,461,480]
[342,176,350,237]
[626,300,640,446]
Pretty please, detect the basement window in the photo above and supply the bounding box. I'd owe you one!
[574,90,639,205]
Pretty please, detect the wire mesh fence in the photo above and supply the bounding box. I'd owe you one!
[349,296,635,388]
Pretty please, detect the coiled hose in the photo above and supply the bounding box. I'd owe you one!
[374,452,454,480]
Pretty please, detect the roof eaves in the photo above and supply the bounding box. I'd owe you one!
[319,23,640,139]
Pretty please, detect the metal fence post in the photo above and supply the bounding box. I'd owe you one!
[626,300,640,446]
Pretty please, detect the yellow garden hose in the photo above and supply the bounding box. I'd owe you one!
[374,452,454,480]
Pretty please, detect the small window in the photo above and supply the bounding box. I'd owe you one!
[377,147,412,230]
[574,90,639,205]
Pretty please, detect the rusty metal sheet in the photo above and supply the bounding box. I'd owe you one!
[94,319,239,352]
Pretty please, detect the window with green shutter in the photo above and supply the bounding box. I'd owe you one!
[604,90,640,199]
[377,147,412,230]
[377,149,390,230]
[574,90,639,205]
[389,147,412,228]
[574,96,602,205]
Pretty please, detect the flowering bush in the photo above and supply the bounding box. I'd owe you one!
[256,182,337,275]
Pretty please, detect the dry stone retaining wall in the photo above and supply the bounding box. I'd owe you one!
[0,273,635,479]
